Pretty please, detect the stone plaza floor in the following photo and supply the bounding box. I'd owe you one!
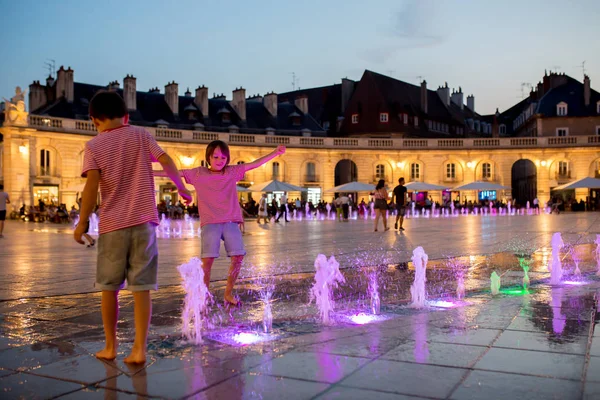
[1,213,600,399]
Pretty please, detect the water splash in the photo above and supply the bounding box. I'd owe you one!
[519,257,530,290]
[410,247,428,308]
[571,246,581,276]
[178,257,211,344]
[309,254,346,324]
[261,284,274,334]
[89,213,99,233]
[549,232,564,285]
[451,260,466,300]
[368,274,381,315]
[490,271,501,295]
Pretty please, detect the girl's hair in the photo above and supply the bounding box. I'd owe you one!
[376,179,385,190]
[205,140,230,167]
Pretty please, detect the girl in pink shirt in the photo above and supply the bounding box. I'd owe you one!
[182,140,285,306]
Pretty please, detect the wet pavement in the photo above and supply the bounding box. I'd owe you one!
[1,214,600,398]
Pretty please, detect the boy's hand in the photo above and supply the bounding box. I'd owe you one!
[275,145,286,155]
[73,224,86,245]
[179,188,193,205]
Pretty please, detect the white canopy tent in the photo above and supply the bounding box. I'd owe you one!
[404,182,449,191]
[325,182,375,193]
[552,177,600,191]
[247,180,307,192]
[452,181,511,191]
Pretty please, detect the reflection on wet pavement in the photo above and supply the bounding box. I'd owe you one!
[1,215,600,398]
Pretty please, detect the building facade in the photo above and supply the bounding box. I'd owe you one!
[1,68,599,211]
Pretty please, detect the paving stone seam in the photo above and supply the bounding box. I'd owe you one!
[581,292,599,397]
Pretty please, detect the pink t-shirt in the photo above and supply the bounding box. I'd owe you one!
[182,165,245,227]
[82,125,165,234]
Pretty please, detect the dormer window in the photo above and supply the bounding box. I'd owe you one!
[556,128,568,136]
[557,102,568,116]
[351,114,359,124]
[414,116,418,127]
[597,101,600,114]
[403,114,408,124]
[380,113,388,123]
[499,124,506,135]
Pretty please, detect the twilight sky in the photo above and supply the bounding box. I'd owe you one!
[2,0,598,115]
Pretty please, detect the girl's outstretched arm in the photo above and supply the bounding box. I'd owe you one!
[243,145,286,172]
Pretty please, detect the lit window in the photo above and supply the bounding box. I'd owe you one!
[40,149,51,176]
[410,163,420,180]
[556,102,568,116]
[352,114,359,124]
[414,116,418,127]
[375,164,385,180]
[403,114,408,124]
[556,128,568,137]
[222,112,231,123]
[596,126,600,135]
[499,124,506,135]
[272,162,280,179]
[558,161,568,176]
[306,162,316,182]
[446,163,456,179]
[237,161,247,180]
[482,163,491,179]
[380,113,389,123]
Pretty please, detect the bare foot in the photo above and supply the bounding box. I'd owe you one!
[224,293,239,307]
[95,347,117,361]
[124,347,146,364]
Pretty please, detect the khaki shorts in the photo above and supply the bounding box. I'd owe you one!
[96,222,158,291]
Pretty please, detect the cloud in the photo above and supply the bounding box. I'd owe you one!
[359,0,445,64]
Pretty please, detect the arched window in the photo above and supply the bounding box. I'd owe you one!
[40,149,51,176]
[482,163,492,179]
[410,163,420,181]
[272,162,280,180]
[305,162,316,182]
[556,102,568,116]
[375,164,385,180]
[446,163,456,179]
[558,161,569,178]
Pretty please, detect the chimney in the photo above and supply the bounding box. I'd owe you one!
[149,87,160,93]
[584,75,591,106]
[231,87,246,121]
[29,80,47,112]
[248,94,263,103]
[46,74,55,87]
[56,66,74,103]
[123,74,136,110]
[165,81,179,116]
[466,94,475,112]
[263,92,278,117]
[341,78,354,113]
[108,80,120,91]
[536,81,543,100]
[436,82,450,106]
[420,80,428,114]
[185,87,191,97]
[451,87,464,110]
[295,94,308,114]
[194,85,208,115]
[492,108,500,138]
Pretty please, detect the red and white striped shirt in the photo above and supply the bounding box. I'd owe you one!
[82,125,164,235]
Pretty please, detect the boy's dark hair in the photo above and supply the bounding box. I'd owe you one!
[399,177,405,183]
[0,184,3,190]
[89,90,127,120]
[205,140,231,167]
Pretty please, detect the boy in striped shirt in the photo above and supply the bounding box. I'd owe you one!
[74,90,191,364]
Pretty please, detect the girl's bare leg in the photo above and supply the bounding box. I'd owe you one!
[224,255,243,305]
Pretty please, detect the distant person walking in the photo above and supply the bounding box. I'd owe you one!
[391,178,408,231]
[0,184,10,238]
[257,193,269,224]
[373,179,390,232]
[276,192,290,222]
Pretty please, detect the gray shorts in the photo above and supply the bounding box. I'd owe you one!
[96,222,158,292]
[201,222,246,259]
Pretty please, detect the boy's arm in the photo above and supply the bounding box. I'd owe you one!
[243,145,286,172]
[157,153,192,204]
[73,170,100,244]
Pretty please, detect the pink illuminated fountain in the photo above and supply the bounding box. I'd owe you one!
[548,232,564,285]
[310,254,346,324]
[410,247,428,308]
[178,257,211,344]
